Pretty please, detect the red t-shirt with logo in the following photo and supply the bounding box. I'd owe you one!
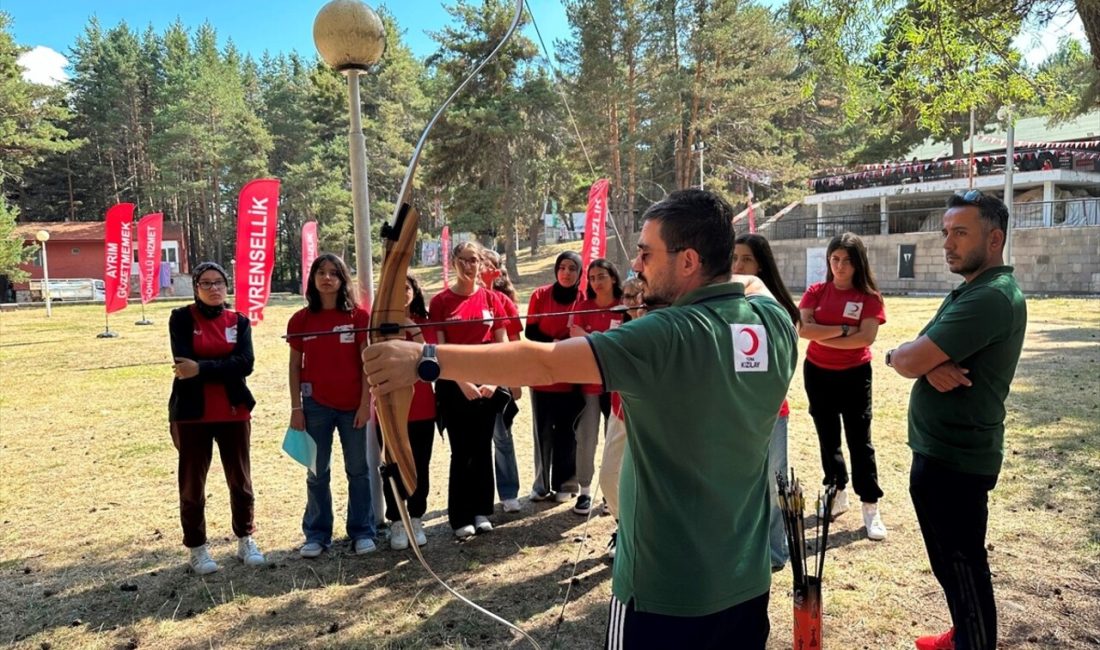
[287,306,371,411]
[191,305,250,422]
[575,297,624,394]
[526,285,583,392]
[799,282,886,370]
[429,287,507,345]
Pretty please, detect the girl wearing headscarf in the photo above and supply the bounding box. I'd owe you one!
[524,250,585,503]
[286,253,376,558]
[168,262,264,575]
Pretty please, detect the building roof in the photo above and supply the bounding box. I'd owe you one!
[14,220,185,242]
[906,110,1100,160]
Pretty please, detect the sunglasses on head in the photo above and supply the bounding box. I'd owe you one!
[955,189,984,204]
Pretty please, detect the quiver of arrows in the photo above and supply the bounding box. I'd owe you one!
[776,469,837,650]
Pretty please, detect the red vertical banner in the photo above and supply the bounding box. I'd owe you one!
[103,203,135,314]
[233,179,280,325]
[747,186,757,234]
[441,225,451,286]
[137,213,163,304]
[301,220,318,296]
[579,178,610,295]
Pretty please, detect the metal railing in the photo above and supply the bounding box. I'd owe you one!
[762,198,1099,240]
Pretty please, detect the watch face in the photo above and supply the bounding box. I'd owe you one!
[417,359,441,382]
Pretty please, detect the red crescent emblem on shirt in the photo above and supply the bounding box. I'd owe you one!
[739,327,760,355]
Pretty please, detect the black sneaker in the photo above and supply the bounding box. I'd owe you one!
[606,531,617,559]
[573,494,592,515]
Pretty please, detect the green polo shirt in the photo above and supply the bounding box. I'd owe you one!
[587,282,797,616]
[908,266,1027,476]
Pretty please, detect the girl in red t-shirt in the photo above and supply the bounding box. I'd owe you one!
[430,242,509,539]
[378,273,437,550]
[568,258,624,516]
[169,262,263,575]
[798,233,888,541]
[286,254,376,557]
[479,249,523,513]
[525,250,585,503]
[733,234,802,570]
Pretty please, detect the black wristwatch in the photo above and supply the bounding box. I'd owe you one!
[840,324,850,337]
[416,344,441,382]
[885,349,895,367]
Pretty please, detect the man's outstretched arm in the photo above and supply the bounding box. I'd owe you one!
[363,337,601,396]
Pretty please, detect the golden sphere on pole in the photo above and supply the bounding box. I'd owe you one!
[313,0,386,72]
[35,230,50,242]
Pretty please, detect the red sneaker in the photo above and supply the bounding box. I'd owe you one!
[914,627,955,650]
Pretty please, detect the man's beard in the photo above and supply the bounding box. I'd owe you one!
[949,248,987,277]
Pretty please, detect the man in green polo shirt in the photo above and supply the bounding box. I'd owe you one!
[887,190,1026,650]
[363,189,797,648]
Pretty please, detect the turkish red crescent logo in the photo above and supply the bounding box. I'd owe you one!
[739,327,760,355]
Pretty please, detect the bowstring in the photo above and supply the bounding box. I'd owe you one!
[526,3,633,264]
[282,304,656,340]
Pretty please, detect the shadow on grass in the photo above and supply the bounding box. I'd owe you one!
[1006,326,1100,519]
[2,505,612,648]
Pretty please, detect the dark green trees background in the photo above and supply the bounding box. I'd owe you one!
[1,1,1096,284]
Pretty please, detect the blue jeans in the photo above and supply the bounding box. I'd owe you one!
[302,397,375,545]
[767,416,790,568]
[493,413,520,501]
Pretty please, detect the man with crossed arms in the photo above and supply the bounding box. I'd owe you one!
[889,190,1027,650]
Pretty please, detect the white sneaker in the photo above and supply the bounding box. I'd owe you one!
[502,499,521,513]
[411,518,427,546]
[819,488,850,520]
[529,489,552,502]
[862,502,887,541]
[454,524,476,539]
[189,545,219,575]
[390,523,410,550]
[474,516,493,532]
[236,536,265,566]
[299,541,324,558]
[553,491,574,503]
[354,538,377,555]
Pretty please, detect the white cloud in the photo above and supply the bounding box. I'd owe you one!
[1015,11,1089,68]
[17,46,69,86]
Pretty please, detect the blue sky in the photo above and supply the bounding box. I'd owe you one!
[5,0,571,82]
[4,0,1089,85]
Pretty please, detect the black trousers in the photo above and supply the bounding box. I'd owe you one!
[170,421,254,548]
[605,592,770,650]
[531,390,584,495]
[377,418,435,521]
[910,452,999,650]
[436,380,496,529]
[803,360,883,502]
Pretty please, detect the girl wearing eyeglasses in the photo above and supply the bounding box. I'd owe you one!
[798,232,888,541]
[732,234,802,570]
[430,242,510,539]
[286,253,376,558]
[568,258,624,516]
[168,262,264,575]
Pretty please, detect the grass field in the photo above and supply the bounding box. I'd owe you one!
[1,250,1098,649]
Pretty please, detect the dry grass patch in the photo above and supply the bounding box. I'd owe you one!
[0,289,1097,649]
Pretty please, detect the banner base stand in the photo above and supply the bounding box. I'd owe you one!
[96,330,119,339]
[134,319,154,326]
